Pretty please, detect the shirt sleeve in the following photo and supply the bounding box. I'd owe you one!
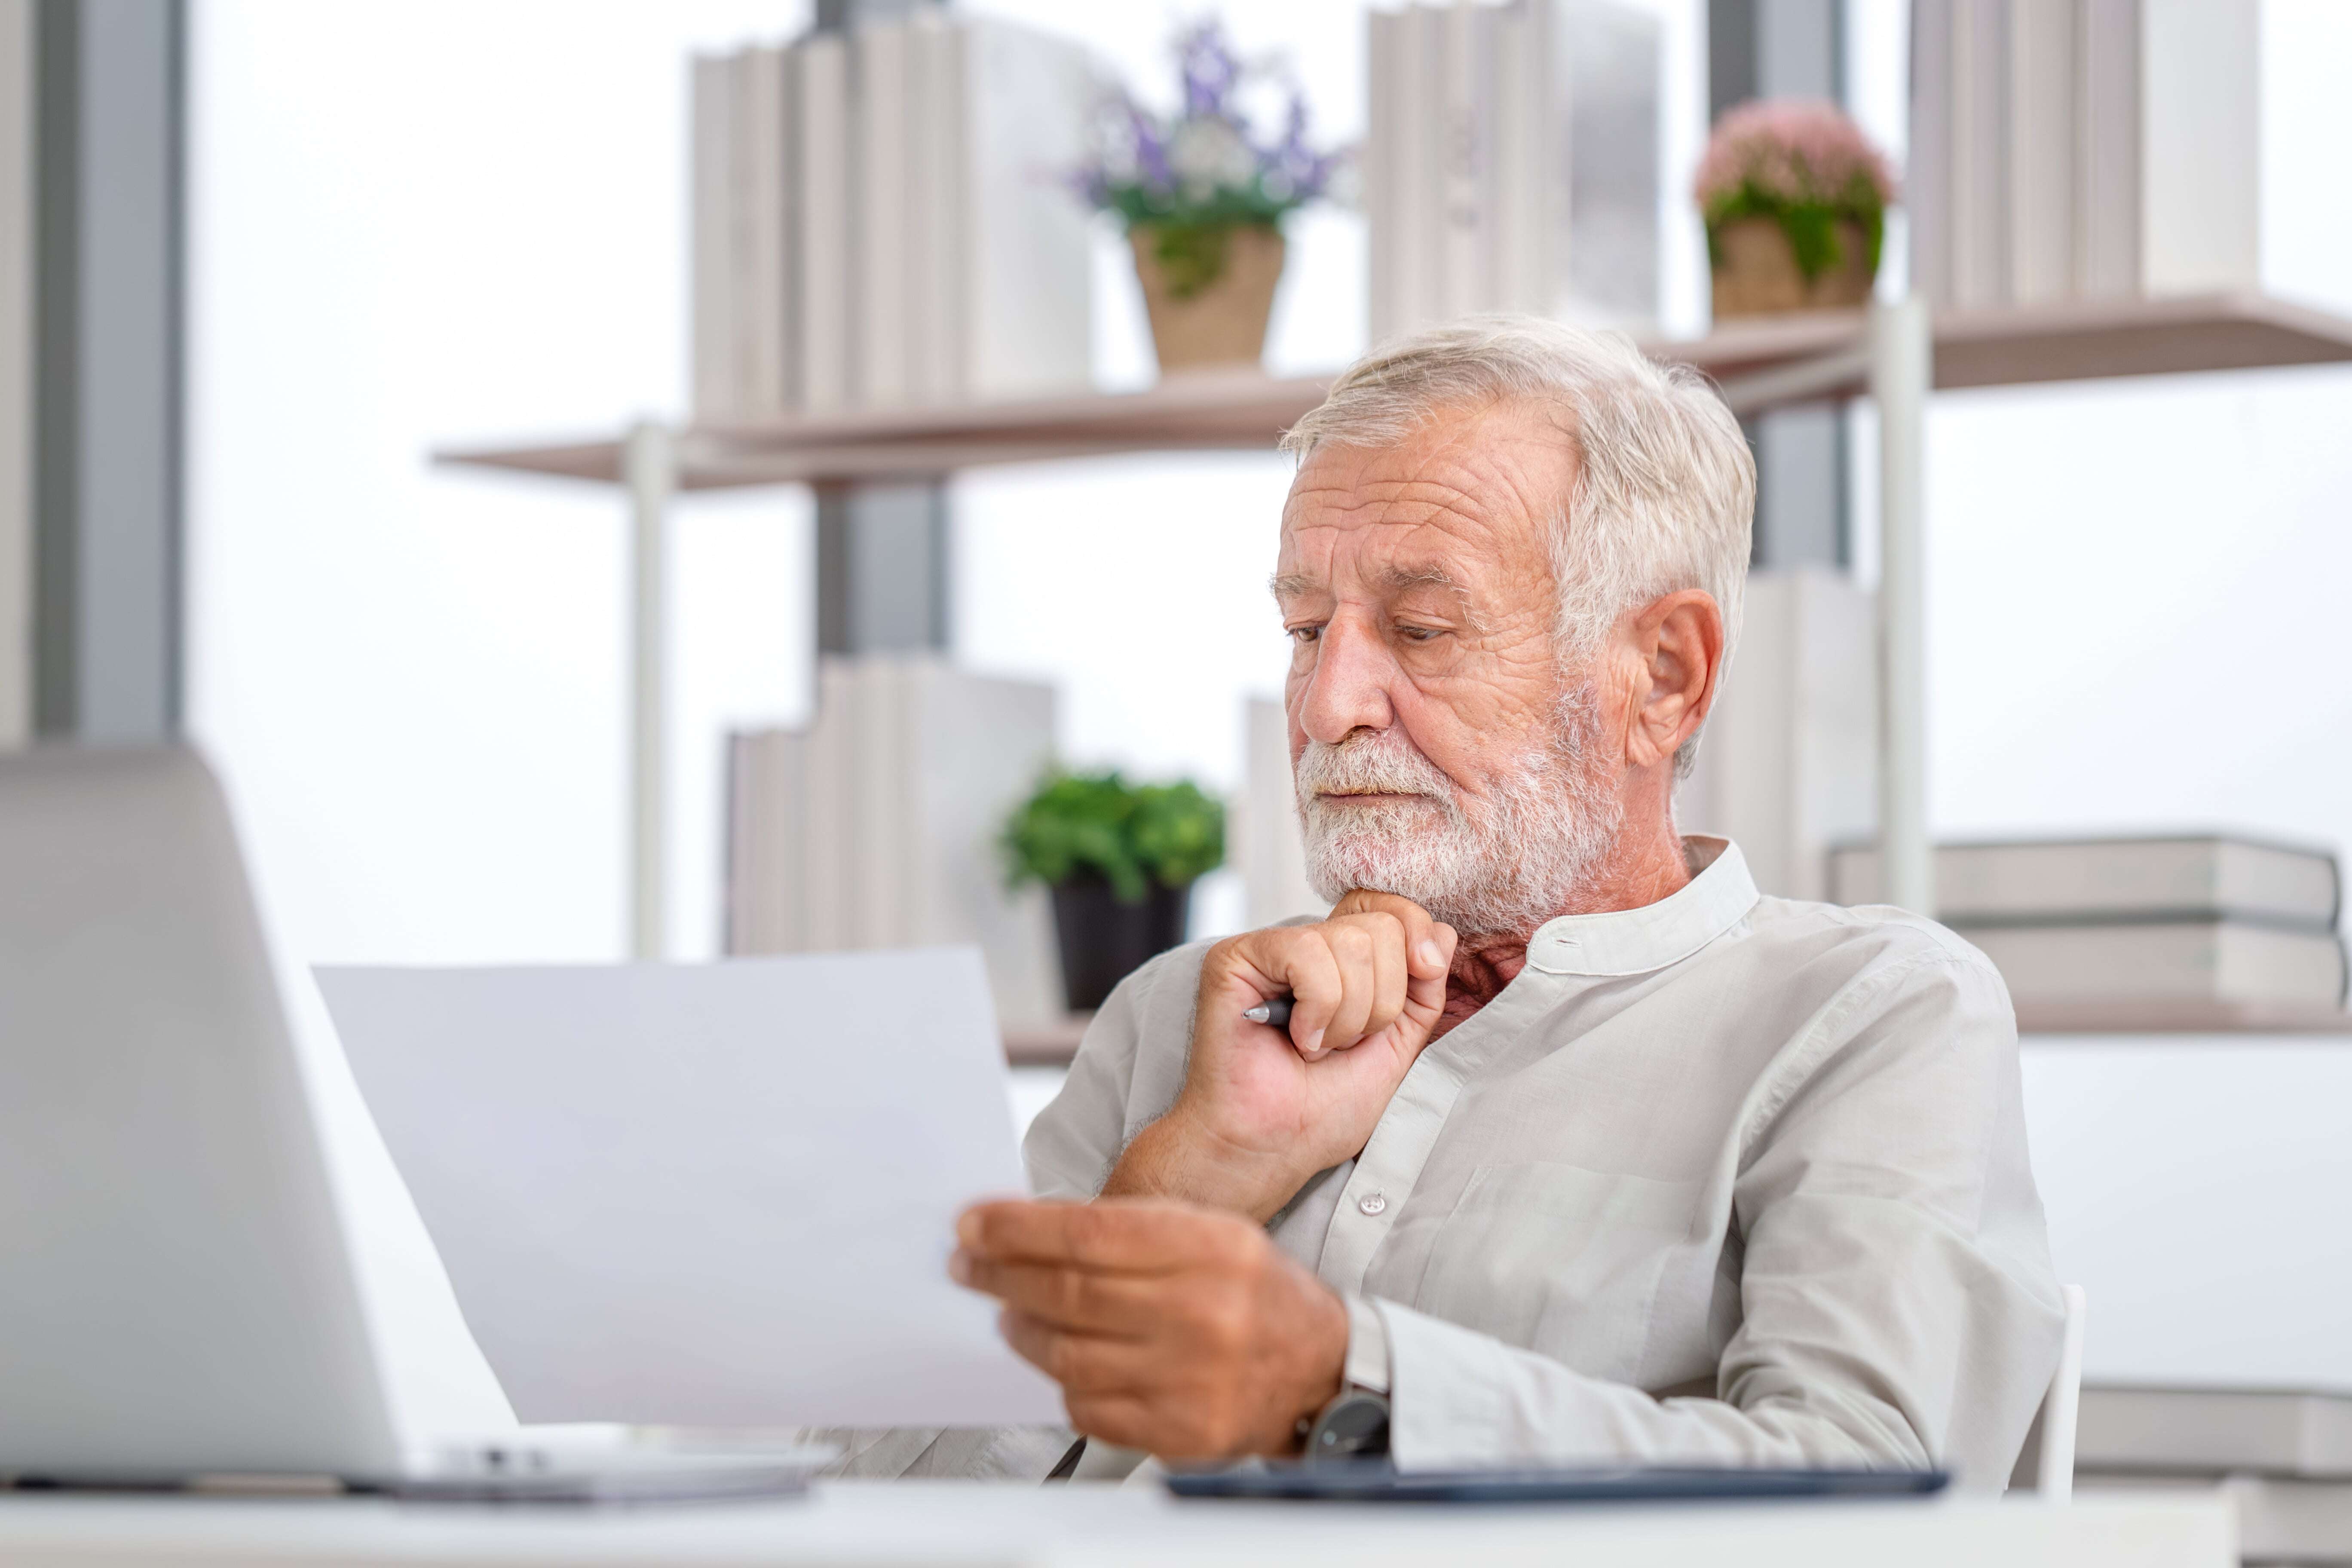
[1372,947,2067,1488]
[1023,941,1199,1200]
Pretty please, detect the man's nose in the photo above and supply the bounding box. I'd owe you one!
[1297,614,1399,744]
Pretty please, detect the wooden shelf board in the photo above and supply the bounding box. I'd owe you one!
[1936,291,2352,391]
[2016,999,2352,1036]
[432,294,2352,490]
[436,368,1333,492]
[1003,1014,1090,1068]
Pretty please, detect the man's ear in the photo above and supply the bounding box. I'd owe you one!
[1622,590,1726,771]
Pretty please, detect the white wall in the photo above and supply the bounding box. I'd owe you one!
[189,0,816,967]
[0,0,31,749]
[2023,1040,2352,1388]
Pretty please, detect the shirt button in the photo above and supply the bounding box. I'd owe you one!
[1357,1191,1388,1216]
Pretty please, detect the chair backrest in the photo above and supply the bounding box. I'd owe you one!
[2034,1285,2089,1500]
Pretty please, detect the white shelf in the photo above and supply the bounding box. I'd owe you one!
[434,294,2352,492]
[2015,999,2352,1036]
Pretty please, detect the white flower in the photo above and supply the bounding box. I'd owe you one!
[1166,117,1255,200]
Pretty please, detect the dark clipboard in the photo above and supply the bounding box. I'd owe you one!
[1165,1462,1951,1504]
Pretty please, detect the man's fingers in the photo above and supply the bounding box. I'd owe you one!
[995,1309,1145,1394]
[1235,916,1418,1057]
[998,1313,1248,1460]
[1330,912,1409,1043]
[957,1196,1232,1270]
[1309,912,1407,1047]
[1317,919,1381,1051]
[1265,930,1344,1058]
[1330,889,1451,979]
[950,1252,1161,1335]
[1405,920,1461,1020]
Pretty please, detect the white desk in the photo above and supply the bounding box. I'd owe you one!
[0,1481,2232,1567]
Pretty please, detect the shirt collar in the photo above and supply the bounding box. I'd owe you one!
[1522,837,1759,977]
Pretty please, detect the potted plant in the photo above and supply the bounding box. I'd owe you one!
[1696,99,1896,319]
[1002,769,1225,1013]
[1072,21,1349,374]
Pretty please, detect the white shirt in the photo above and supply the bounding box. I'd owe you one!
[1024,838,2065,1486]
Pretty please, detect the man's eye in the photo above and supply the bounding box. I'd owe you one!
[1396,625,1444,643]
[1287,625,1322,645]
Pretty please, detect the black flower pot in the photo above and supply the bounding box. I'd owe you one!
[1048,871,1192,1013]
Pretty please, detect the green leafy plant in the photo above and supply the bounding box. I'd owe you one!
[1002,769,1226,903]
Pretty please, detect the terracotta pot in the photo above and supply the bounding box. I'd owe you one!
[1129,223,1285,372]
[1709,216,1875,319]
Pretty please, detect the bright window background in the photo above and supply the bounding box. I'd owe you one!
[190,0,2352,1431]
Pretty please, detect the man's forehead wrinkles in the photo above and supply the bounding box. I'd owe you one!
[1285,414,1573,531]
[1286,476,1541,545]
[1279,517,1503,578]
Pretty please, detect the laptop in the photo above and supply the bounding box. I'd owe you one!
[0,745,830,1499]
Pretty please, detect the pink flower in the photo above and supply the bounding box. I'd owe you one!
[1694,98,1896,210]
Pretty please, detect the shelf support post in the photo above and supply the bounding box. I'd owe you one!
[1871,296,1934,916]
[623,420,675,960]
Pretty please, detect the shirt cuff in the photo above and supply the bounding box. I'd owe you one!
[1342,1294,1393,1394]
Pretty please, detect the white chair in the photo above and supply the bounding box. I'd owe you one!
[2020,1284,2089,1500]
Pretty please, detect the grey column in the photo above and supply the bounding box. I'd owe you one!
[32,0,186,741]
[0,2,31,747]
[1712,0,1852,571]
[815,481,950,656]
[815,0,936,24]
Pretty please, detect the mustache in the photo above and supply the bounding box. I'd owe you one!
[1293,728,1459,803]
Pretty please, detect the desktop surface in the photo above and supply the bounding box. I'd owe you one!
[0,1477,2233,1567]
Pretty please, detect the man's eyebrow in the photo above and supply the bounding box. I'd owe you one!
[1271,564,1466,597]
[1377,563,1464,594]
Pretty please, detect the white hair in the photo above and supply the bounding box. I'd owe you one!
[1280,315,1756,777]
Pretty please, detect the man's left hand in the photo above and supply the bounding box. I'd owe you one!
[951,1197,1348,1461]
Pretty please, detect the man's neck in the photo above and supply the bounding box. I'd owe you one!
[1556,809,1694,919]
[1430,811,1692,1038]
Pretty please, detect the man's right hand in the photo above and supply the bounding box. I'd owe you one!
[1102,891,1456,1221]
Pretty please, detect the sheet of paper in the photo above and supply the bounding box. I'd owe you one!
[315,949,1063,1430]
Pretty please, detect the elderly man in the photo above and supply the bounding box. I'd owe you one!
[935,318,2061,1485]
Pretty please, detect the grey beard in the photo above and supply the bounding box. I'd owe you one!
[1292,687,1623,941]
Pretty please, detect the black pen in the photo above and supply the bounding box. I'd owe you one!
[1242,996,1295,1027]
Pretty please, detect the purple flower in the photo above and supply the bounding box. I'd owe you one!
[1066,15,1353,224]
[1126,93,1175,193]
[1177,21,1240,120]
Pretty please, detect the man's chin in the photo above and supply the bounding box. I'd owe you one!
[1306,839,1463,902]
